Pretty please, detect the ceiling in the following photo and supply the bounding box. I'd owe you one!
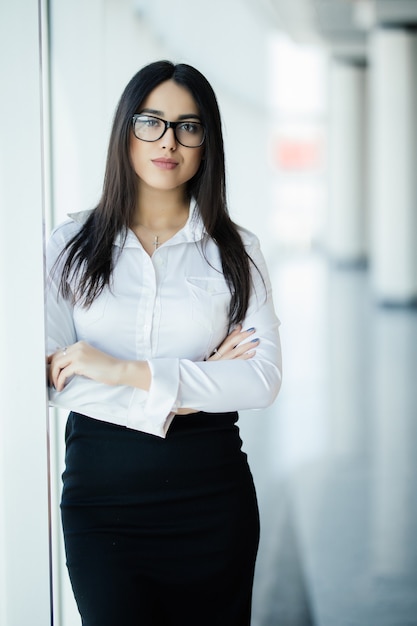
[260,0,417,59]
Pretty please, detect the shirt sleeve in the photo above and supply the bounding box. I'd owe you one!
[132,236,282,435]
[45,223,78,355]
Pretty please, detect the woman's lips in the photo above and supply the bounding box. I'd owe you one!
[152,158,178,170]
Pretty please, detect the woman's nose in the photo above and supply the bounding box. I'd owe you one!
[161,126,177,149]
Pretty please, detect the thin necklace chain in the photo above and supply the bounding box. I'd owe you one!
[134,212,188,251]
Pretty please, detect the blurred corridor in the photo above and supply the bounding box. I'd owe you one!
[240,250,417,625]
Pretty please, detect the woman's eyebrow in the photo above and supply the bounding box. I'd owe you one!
[140,107,163,116]
[140,108,201,121]
[177,113,201,121]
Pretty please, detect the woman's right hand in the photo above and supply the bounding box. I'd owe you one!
[207,325,259,361]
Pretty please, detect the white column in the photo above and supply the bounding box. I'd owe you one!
[327,57,367,265]
[370,309,414,576]
[369,27,417,304]
[0,0,51,624]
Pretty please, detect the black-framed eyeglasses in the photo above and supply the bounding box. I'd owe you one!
[132,114,205,148]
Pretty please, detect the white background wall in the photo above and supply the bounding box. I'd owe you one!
[0,1,51,624]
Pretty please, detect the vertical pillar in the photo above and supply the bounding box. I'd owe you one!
[0,0,51,624]
[369,26,417,304]
[370,309,415,577]
[327,57,367,265]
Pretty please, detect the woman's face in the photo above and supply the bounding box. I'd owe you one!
[130,80,204,195]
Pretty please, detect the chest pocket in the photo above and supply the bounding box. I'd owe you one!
[186,277,231,332]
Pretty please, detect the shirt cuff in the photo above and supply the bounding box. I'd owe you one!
[127,358,180,437]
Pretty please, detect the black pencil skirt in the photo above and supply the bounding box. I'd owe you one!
[61,411,260,626]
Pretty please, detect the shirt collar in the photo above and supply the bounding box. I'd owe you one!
[68,198,207,249]
[68,209,93,224]
[169,197,206,246]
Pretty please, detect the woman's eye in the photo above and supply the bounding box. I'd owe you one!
[180,122,199,134]
[144,117,161,128]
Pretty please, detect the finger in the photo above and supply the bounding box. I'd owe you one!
[210,338,259,361]
[208,326,257,361]
[53,358,74,390]
[50,361,63,389]
[225,324,243,339]
[218,326,256,353]
[228,338,259,359]
[237,349,256,360]
[48,355,59,387]
[49,350,71,389]
[213,327,242,354]
[56,367,71,391]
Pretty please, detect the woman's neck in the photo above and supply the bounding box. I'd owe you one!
[130,187,190,255]
[132,187,189,231]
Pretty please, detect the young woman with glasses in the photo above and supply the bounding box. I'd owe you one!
[46,60,282,626]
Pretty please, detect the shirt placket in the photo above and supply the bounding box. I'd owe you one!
[136,251,157,359]
[150,249,166,356]
[135,247,168,359]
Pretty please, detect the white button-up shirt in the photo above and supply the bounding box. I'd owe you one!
[46,200,282,437]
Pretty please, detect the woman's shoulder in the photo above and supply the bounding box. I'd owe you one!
[48,210,93,245]
[46,212,93,267]
[236,225,260,250]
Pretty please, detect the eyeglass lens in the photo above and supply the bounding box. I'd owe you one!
[133,115,204,147]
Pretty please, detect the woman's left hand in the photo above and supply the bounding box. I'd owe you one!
[176,326,259,415]
[207,325,259,361]
[48,341,122,391]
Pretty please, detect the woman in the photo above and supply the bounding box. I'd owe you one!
[47,60,282,626]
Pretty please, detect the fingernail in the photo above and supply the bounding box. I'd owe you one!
[246,327,255,332]
[251,338,259,343]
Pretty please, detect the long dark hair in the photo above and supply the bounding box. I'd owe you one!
[58,60,253,326]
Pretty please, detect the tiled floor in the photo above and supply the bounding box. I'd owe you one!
[239,250,417,626]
